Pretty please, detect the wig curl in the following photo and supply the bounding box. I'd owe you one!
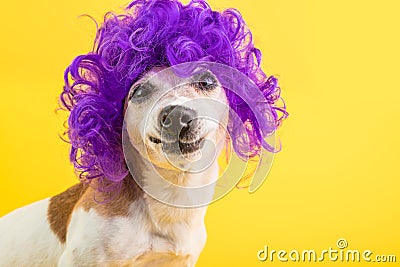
[60,0,287,189]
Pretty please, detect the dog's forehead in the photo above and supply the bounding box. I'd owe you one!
[140,67,218,89]
[142,67,190,88]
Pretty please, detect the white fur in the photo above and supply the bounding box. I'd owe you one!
[0,199,64,266]
[58,182,210,266]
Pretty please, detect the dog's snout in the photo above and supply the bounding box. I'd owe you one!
[159,105,197,137]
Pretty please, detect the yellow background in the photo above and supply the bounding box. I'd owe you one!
[0,0,399,266]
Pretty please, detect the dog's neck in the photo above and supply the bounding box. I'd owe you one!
[126,146,219,236]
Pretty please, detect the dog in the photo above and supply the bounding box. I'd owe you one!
[0,0,286,266]
[0,66,228,266]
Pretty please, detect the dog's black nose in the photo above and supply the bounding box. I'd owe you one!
[159,105,197,138]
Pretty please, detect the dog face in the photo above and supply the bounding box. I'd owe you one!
[124,67,229,172]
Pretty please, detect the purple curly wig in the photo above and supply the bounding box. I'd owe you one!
[60,0,287,189]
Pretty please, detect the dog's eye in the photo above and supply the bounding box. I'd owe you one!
[129,83,152,101]
[191,72,218,91]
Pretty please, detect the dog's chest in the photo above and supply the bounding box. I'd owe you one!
[67,206,206,266]
[119,217,205,266]
[130,251,194,266]
[125,213,207,266]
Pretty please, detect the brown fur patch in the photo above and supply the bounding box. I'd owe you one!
[47,176,142,243]
[77,175,143,217]
[47,183,87,243]
[99,252,191,267]
[133,251,193,266]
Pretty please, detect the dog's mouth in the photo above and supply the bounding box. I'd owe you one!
[149,136,205,154]
[149,136,162,144]
[178,138,205,154]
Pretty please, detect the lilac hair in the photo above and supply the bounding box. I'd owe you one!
[60,0,287,189]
